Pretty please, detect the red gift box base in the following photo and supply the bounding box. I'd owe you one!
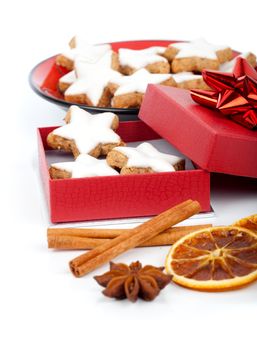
[139,85,257,178]
[38,120,210,223]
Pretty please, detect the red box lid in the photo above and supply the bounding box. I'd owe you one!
[139,85,257,178]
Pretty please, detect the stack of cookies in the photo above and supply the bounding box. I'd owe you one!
[56,36,257,109]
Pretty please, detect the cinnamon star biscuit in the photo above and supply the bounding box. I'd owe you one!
[56,35,112,70]
[118,47,170,75]
[106,142,185,174]
[63,52,122,107]
[47,105,125,158]
[164,38,233,73]
[109,68,176,108]
[49,154,119,179]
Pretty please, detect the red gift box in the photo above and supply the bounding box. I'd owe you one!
[139,85,257,178]
[38,120,210,223]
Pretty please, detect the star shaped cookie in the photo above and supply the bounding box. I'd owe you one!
[220,52,257,72]
[47,105,124,158]
[59,50,116,89]
[111,68,174,95]
[49,154,119,179]
[58,70,77,93]
[56,35,111,70]
[64,52,123,106]
[106,142,185,174]
[118,47,169,74]
[164,38,233,73]
[171,72,207,90]
[109,68,175,108]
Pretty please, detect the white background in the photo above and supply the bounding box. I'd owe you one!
[1,0,257,349]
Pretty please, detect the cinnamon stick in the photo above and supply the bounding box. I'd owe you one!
[48,224,212,249]
[69,199,201,277]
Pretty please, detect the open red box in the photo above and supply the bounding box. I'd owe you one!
[38,120,210,223]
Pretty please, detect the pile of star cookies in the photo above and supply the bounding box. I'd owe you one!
[56,36,257,109]
[47,105,185,179]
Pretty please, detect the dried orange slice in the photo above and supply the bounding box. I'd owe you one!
[165,226,257,291]
[234,214,257,233]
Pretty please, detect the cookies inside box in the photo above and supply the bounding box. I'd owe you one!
[45,106,193,179]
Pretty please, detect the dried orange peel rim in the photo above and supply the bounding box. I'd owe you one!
[234,214,257,232]
[165,226,257,292]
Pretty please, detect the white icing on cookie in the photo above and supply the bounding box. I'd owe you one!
[119,47,167,69]
[61,42,111,64]
[139,46,166,54]
[74,51,115,77]
[69,35,92,48]
[219,53,250,72]
[110,69,171,96]
[59,70,76,84]
[171,72,202,83]
[64,52,122,105]
[170,38,229,60]
[52,106,121,154]
[114,142,183,172]
[51,154,119,178]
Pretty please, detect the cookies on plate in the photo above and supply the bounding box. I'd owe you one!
[58,70,76,93]
[118,47,169,75]
[109,69,176,108]
[56,36,113,71]
[164,38,233,72]
[55,37,256,109]
[171,72,209,90]
[63,52,122,107]
[219,52,257,72]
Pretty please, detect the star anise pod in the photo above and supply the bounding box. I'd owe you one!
[94,261,171,302]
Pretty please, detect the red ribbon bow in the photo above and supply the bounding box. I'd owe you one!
[190,57,257,130]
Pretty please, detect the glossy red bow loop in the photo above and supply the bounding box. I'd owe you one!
[191,57,257,129]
